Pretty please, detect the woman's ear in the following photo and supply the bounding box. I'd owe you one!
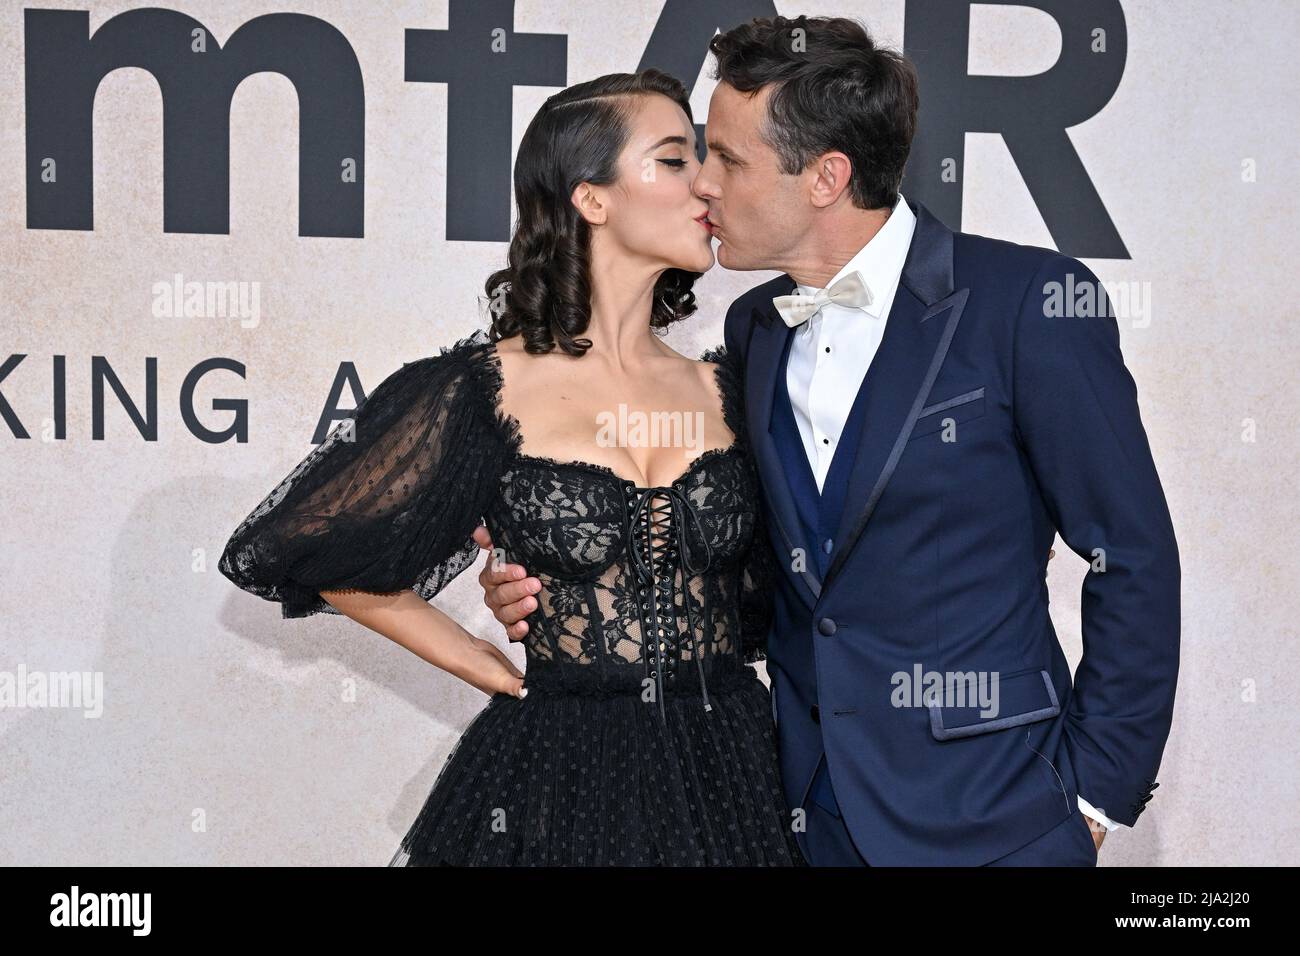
[570,182,607,226]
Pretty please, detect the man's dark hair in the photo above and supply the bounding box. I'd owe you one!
[708,15,919,210]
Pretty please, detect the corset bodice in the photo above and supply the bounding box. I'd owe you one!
[486,443,763,718]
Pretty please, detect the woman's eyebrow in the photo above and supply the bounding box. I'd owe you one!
[644,134,689,152]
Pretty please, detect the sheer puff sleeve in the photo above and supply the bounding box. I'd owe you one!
[218,331,513,619]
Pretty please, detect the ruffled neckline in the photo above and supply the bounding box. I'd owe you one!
[437,328,750,491]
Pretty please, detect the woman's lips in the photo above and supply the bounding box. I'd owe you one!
[694,213,715,234]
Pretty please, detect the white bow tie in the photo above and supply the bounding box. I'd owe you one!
[772,270,873,328]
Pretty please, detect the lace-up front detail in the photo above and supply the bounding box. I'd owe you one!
[625,483,716,719]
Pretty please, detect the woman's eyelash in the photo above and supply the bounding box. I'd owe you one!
[658,158,688,168]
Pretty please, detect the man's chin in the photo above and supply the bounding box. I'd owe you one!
[716,245,759,272]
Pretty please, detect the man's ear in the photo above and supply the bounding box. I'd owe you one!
[809,152,854,209]
[571,182,607,226]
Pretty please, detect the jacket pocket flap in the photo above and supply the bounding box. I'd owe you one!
[911,387,985,440]
[928,667,1060,740]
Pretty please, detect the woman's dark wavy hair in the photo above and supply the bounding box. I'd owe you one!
[484,70,701,356]
[708,14,919,211]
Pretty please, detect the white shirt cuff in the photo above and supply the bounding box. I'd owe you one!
[1077,793,1124,831]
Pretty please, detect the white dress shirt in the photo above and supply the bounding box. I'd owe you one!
[784,191,1124,834]
[785,191,915,492]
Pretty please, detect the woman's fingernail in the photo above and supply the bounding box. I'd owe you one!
[519,687,528,698]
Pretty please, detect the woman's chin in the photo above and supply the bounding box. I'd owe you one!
[681,248,716,273]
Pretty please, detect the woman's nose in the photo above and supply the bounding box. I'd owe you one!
[690,169,711,199]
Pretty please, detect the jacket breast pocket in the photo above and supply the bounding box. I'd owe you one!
[910,387,985,441]
[928,667,1060,741]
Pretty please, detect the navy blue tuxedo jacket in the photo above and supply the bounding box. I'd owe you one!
[724,197,1180,866]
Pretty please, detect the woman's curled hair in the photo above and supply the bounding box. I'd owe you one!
[483,69,701,356]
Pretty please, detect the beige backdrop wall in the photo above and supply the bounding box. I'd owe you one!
[2,0,1295,865]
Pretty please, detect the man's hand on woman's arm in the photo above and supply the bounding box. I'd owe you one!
[473,526,542,641]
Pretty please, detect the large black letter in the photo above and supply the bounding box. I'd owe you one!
[26,8,365,236]
[903,0,1128,258]
[406,0,567,241]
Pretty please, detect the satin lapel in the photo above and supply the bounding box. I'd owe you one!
[823,199,970,592]
[746,277,823,607]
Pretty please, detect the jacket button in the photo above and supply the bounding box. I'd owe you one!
[817,617,837,636]
[822,538,833,554]
[810,704,820,723]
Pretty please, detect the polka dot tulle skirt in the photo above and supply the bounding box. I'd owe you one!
[387,657,807,866]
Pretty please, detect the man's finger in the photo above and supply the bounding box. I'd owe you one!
[507,620,529,641]
[485,576,531,607]
[493,589,539,625]
[482,566,534,601]
[476,558,520,591]
[485,563,530,588]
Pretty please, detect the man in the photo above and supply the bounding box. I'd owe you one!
[474,14,1180,866]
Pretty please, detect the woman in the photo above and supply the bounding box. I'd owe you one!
[218,69,806,866]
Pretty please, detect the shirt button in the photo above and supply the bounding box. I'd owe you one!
[817,617,837,636]
[821,437,829,445]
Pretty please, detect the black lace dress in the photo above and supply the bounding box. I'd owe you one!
[218,328,807,866]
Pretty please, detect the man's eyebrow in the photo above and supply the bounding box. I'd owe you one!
[706,139,744,162]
